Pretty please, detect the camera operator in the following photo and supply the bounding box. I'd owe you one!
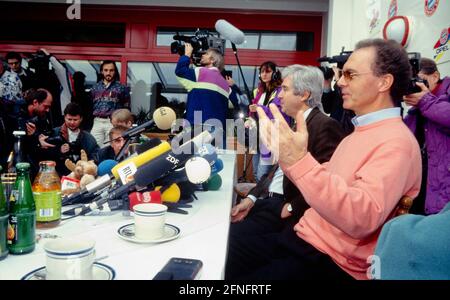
[175,43,239,147]
[46,102,99,176]
[16,88,54,179]
[403,58,450,215]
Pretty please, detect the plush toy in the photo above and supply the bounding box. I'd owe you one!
[62,150,97,195]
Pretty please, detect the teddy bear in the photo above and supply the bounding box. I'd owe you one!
[61,150,98,195]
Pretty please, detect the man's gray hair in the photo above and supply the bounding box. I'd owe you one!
[281,64,324,109]
[207,48,224,71]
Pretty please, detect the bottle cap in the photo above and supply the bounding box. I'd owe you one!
[16,162,30,171]
[40,161,56,167]
[12,131,26,136]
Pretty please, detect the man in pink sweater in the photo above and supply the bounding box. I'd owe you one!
[226,39,422,280]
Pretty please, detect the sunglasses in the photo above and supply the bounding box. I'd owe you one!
[340,70,372,81]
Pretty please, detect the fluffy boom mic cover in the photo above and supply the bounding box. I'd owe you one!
[215,19,245,45]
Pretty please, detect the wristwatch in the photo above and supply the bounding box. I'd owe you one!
[287,203,293,213]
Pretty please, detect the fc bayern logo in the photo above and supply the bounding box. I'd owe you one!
[425,0,439,16]
[388,0,398,18]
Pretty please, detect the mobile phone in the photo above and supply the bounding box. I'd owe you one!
[153,257,203,280]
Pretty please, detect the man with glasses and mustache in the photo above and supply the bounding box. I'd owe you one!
[90,60,130,147]
[226,39,422,280]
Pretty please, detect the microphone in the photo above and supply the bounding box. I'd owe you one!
[122,106,176,139]
[128,190,162,209]
[184,157,211,184]
[134,131,213,187]
[97,160,118,177]
[62,141,171,205]
[211,158,224,175]
[215,19,245,45]
[202,174,222,191]
[63,181,135,216]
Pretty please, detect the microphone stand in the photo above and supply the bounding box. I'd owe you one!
[231,42,253,183]
[115,136,133,162]
[231,43,252,102]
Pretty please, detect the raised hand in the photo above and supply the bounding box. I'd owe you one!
[256,103,308,168]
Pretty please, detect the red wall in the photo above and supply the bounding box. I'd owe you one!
[0,2,323,82]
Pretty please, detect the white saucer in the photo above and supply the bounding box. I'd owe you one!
[117,223,181,244]
[21,262,115,280]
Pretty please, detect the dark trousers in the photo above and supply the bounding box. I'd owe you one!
[225,197,353,280]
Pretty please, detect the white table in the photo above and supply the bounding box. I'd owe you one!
[0,153,237,280]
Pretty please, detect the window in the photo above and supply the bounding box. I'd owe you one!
[157,28,314,52]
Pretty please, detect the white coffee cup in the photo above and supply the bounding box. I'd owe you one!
[133,203,168,240]
[44,238,96,280]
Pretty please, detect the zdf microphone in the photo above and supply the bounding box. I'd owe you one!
[215,19,245,45]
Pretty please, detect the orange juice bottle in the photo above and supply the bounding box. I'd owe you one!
[33,161,61,228]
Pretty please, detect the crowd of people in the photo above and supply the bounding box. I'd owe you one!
[1,37,449,280]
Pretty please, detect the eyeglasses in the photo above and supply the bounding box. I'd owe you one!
[340,70,372,81]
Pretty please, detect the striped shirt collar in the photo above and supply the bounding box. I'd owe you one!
[351,107,401,127]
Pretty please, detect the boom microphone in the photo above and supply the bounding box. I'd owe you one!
[215,19,245,45]
[122,106,176,139]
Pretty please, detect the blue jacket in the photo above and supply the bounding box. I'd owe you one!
[374,202,450,279]
[175,55,238,132]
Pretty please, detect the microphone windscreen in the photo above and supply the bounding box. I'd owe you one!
[153,106,177,130]
[198,144,217,165]
[129,190,162,211]
[203,174,222,191]
[111,141,171,180]
[97,160,118,177]
[215,19,245,45]
[211,158,223,175]
[156,184,181,203]
[136,138,162,154]
[185,157,211,184]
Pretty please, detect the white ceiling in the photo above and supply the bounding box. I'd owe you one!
[2,0,329,12]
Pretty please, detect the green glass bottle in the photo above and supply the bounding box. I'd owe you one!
[0,166,9,260]
[8,162,36,255]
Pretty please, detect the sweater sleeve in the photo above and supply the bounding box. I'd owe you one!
[417,89,450,129]
[175,55,196,82]
[49,56,72,112]
[285,140,419,239]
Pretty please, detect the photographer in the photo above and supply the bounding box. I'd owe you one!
[16,88,54,178]
[175,43,239,146]
[46,102,99,176]
[404,58,450,215]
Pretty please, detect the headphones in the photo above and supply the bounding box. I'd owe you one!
[259,61,281,82]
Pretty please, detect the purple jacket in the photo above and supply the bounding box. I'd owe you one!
[405,76,450,214]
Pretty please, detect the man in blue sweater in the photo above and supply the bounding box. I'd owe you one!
[175,43,239,147]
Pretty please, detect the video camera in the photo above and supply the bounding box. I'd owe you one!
[27,50,50,73]
[318,48,353,69]
[407,52,429,94]
[171,29,226,65]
